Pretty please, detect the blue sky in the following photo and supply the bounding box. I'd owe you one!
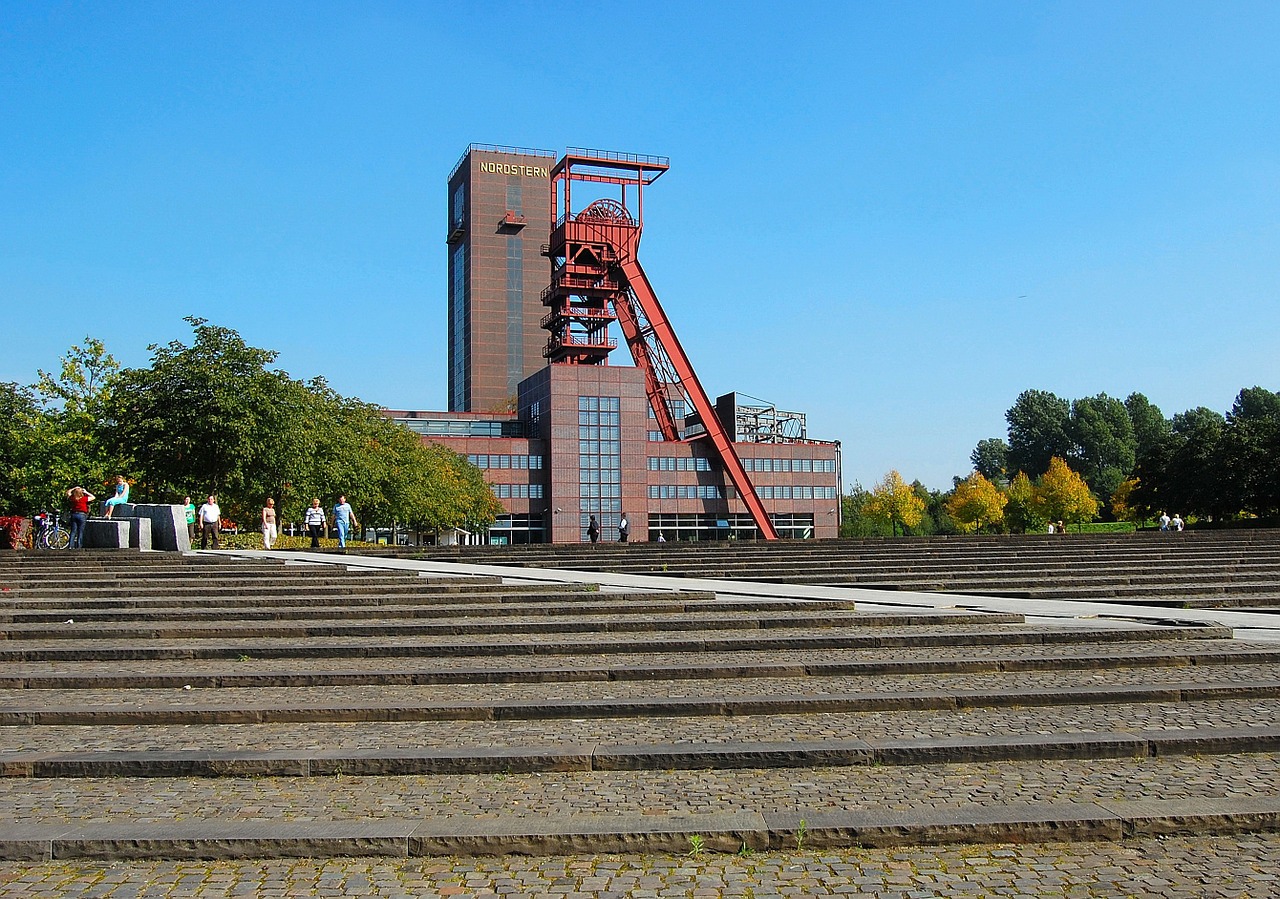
[3,1,1278,490]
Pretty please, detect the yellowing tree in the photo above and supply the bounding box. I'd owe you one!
[863,470,926,536]
[1109,476,1144,524]
[1003,471,1041,533]
[1033,456,1099,530]
[946,472,1008,533]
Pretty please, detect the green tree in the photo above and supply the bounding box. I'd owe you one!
[1124,392,1171,462]
[6,339,125,514]
[840,484,882,537]
[1068,393,1136,509]
[1005,390,1072,479]
[108,318,286,516]
[1219,386,1280,517]
[970,437,1009,484]
[863,470,926,536]
[946,472,1007,533]
[1134,406,1228,521]
[104,318,502,534]
[0,383,42,515]
[1033,457,1099,530]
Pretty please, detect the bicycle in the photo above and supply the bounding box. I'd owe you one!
[32,511,71,550]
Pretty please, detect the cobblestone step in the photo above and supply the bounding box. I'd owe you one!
[0,595,819,624]
[1,548,1276,860]
[3,723,1280,777]
[0,622,1215,663]
[0,609,1019,643]
[0,583,617,610]
[1,640,1276,688]
[3,676,1278,726]
[0,754,1277,859]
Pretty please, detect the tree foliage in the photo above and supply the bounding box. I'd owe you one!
[945,472,1007,533]
[1067,393,1135,507]
[1005,390,1072,479]
[970,438,1009,484]
[2,321,501,534]
[863,470,926,536]
[1003,470,1042,534]
[1032,457,1099,529]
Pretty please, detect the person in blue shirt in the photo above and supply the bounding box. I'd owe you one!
[103,476,130,518]
[332,495,359,548]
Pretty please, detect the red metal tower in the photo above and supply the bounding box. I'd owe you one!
[541,149,779,540]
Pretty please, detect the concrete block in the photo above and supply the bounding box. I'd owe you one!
[83,520,130,549]
[116,504,189,552]
[127,517,152,551]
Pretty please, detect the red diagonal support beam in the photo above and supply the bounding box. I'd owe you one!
[614,257,779,540]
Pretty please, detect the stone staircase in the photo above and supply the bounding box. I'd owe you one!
[0,549,1277,860]
[411,528,1280,609]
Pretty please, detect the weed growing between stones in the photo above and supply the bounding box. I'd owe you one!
[687,834,706,858]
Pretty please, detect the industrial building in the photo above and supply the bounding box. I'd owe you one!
[389,144,841,544]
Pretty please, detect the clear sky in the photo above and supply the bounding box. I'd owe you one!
[3,1,1278,490]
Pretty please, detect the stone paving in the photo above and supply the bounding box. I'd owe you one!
[2,834,1276,897]
[2,550,1279,869]
[2,753,1278,826]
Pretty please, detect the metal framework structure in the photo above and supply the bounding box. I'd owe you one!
[541,149,779,540]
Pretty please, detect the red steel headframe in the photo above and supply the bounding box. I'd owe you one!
[545,150,779,540]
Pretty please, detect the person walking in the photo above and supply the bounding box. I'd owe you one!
[587,514,600,544]
[618,512,630,543]
[304,498,326,548]
[331,495,358,548]
[103,476,129,518]
[197,495,221,549]
[261,498,278,550]
[65,485,95,549]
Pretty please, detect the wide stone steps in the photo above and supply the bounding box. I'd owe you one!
[4,665,1279,726]
[415,531,1280,605]
[3,639,1277,687]
[3,698,1279,777]
[0,609,1020,644]
[0,621,1204,663]
[2,754,1277,859]
[0,595,830,625]
[1,548,1278,860]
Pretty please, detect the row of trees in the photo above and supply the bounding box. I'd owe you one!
[972,387,1280,522]
[845,383,1280,537]
[0,319,503,533]
[845,458,1098,537]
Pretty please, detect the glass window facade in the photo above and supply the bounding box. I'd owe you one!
[647,456,713,471]
[397,418,526,438]
[647,513,816,542]
[579,395,622,540]
[467,454,544,469]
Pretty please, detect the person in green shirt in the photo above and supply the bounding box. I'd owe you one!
[183,496,196,542]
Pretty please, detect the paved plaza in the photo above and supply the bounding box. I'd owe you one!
[2,536,1278,896]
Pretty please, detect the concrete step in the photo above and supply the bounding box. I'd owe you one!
[1,639,1275,689]
[4,726,1280,780]
[0,609,1018,643]
[0,595,820,625]
[4,674,1278,726]
[0,622,1221,663]
[1,770,1276,860]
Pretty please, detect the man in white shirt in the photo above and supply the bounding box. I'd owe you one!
[198,495,221,549]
